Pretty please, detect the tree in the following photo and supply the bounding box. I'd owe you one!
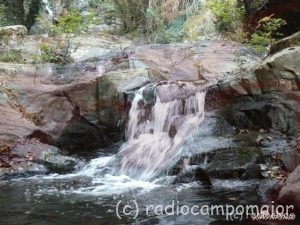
[0,0,42,30]
[25,0,42,29]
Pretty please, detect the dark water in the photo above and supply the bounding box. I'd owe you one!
[0,174,298,225]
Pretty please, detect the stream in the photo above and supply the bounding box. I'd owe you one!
[1,83,299,225]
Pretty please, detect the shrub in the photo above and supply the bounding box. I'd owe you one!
[34,10,94,64]
[0,49,23,63]
[145,0,206,43]
[183,9,218,41]
[248,16,287,54]
[208,0,245,33]
[111,0,149,33]
[0,4,9,27]
[38,42,72,64]
[156,16,186,43]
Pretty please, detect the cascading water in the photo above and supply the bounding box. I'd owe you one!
[42,0,54,18]
[114,85,206,180]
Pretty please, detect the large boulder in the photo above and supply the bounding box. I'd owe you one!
[270,31,300,55]
[37,145,84,173]
[170,112,293,183]
[25,68,150,153]
[206,147,263,179]
[255,47,300,93]
[0,140,82,179]
[278,165,300,212]
[0,25,27,45]
[222,93,297,135]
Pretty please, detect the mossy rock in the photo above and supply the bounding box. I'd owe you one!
[206,147,263,179]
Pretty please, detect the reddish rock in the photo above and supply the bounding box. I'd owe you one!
[278,165,300,212]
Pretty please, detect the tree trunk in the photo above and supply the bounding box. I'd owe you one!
[25,0,42,30]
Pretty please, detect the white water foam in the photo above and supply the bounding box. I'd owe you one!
[116,87,206,180]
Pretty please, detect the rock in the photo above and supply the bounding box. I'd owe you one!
[0,141,56,178]
[282,149,300,172]
[222,93,297,135]
[0,25,27,45]
[68,0,89,11]
[255,47,300,93]
[37,146,83,173]
[205,72,262,111]
[170,109,293,182]
[131,40,242,82]
[174,166,212,187]
[0,101,37,148]
[0,47,150,155]
[258,178,278,201]
[26,68,150,153]
[278,165,300,212]
[206,43,300,114]
[206,147,263,179]
[71,47,111,62]
[270,31,300,55]
[0,137,84,178]
[156,80,208,103]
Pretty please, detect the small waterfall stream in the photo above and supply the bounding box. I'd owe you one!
[114,85,206,180]
[68,83,207,194]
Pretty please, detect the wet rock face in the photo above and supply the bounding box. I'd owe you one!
[206,147,263,179]
[0,140,83,179]
[0,62,150,157]
[29,71,149,154]
[37,146,84,173]
[174,167,212,187]
[171,104,294,184]
[221,93,297,135]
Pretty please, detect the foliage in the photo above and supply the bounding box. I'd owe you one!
[35,10,95,64]
[144,0,206,43]
[183,9,218,41]
[0,4,9,27]
[208,0,245,32]
[37,42,72,64]
[0,49,23,63]
[107,0,204,43]
[248,16,287,54]
[111,0,148,33]
[155,16,186,43]
[252,0,266,9]
[0,0,42,29]
[25,0,43,30]
[54,11,90,34]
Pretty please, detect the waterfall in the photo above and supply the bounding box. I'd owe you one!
[42,0,54,18]
[39,83,207,195]
[113,84,206,180]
